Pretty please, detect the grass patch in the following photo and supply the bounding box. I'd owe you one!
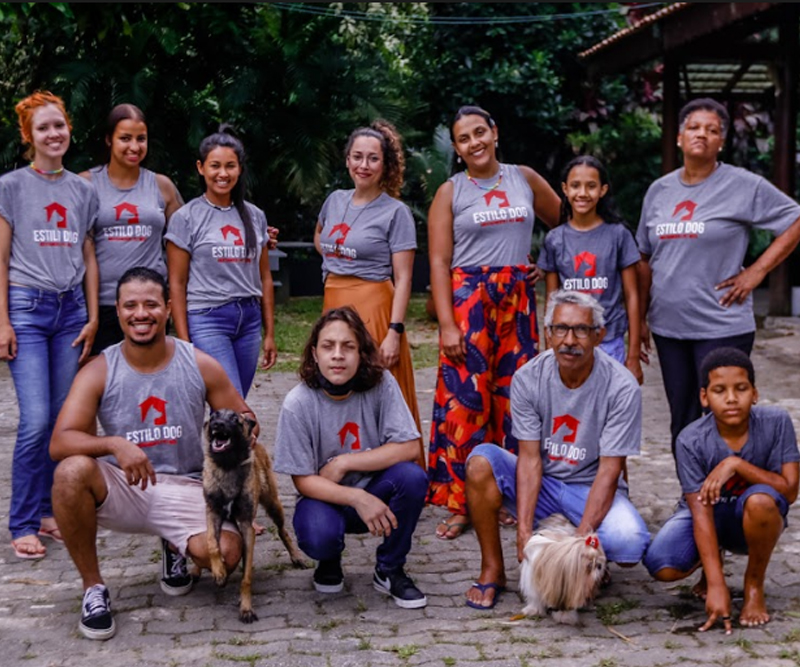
[389,644,419,659]
[268,293,438,373]
[595,599,640,625]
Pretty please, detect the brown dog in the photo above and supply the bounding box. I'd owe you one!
[203,408,306,622]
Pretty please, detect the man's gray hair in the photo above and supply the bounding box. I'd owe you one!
[544,290,605,328]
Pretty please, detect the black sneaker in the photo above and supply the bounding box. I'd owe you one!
[313,558,344,593]
[79,584,115,640]
[160,539,193,596]
[373,566,427,609]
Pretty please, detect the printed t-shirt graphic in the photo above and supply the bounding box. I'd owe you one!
[127,395,184,448]
[511,348,642,486]
[39,201,78,245]
[338,422,361,450]
[317,190,416,282]
[636,163,800,339]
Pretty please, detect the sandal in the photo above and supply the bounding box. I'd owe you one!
[436,516,471,540]
[38,526,65,544]
[466,582,505,610]
[11,536,46,560]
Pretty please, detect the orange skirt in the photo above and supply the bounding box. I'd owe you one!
[323,274,425,467]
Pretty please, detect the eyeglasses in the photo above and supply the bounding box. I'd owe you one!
[547,324,599,339]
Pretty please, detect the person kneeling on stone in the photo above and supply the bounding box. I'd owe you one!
[644,347,799,634]
[273,306,428,608]
[464,289,650,610]
[50,267,254,640]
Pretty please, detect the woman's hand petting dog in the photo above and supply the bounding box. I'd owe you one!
[354,490,398,537]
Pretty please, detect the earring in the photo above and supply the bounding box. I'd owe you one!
[456,155,462,164]
[495,140,499,148]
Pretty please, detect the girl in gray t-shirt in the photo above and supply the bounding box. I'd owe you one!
[539,156,642,382]
[80,103,183,357]
[0,92,98,559]
[166,125,275,399]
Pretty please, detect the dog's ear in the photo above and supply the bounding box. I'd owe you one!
[241,414,258,439]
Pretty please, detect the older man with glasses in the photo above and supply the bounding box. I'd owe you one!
[463,289,651,610]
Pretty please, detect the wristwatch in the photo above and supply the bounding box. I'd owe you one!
[388,322,405,334]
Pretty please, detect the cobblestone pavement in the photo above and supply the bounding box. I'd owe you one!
[1,320,799,667]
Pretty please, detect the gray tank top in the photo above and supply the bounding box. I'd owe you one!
[450,163,535,268]
[99,338,207,477]
[91,166,168,305]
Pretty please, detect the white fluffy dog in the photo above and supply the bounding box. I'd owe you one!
[519,514,607,625]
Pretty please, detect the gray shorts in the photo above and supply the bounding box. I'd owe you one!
[96,459,238,557]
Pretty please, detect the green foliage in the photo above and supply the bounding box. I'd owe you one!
[566,109,662,227]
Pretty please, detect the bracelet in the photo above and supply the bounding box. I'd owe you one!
[388,322,405,334]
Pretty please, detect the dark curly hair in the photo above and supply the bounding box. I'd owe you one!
[344,119,405,199]
[700,347,755,389]
[299,306,384,391]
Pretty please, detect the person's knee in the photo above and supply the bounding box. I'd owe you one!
[465,449,496,486]
[293,502,343,559]
[600,517,650,565]
[743,492,782,521]
[52,456,100,498]
[392,461,428,499]
[220,530,243,571]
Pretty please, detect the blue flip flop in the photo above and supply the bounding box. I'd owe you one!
[466,582,505,610]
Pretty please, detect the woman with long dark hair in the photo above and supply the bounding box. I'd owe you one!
[81,103,182,356]
[426,105,561,539]
[165,125,276,398]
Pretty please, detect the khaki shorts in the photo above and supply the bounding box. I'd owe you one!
[95,459,238,557]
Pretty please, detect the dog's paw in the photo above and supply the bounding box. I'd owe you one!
[239,608,258,624]
[551,609,581,626]
[211,567,228,587]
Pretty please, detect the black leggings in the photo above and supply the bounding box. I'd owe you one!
[652,331,755,458]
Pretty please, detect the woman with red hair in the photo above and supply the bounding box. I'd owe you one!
[0,91,99,559]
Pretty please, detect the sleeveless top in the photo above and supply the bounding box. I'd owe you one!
[99,338,207,477]
[90,165,168,305]
[450,163,535,268]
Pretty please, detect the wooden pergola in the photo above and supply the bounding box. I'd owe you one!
[579,2,799,315]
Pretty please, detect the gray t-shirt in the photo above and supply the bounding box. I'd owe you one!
[450,164,535,268]
[637,164,800,338]
[164,197,269,309]
[317,190,417,283]
[98,338,207,477]
[0,167,97,292]
[676,406,800,507]
[273,370,420,490]
[511,348,642,487]
[90,166,169,305]
[538,222,640,340]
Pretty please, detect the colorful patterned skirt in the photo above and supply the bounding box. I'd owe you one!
[323,274,425,467]
[427,265,539,514]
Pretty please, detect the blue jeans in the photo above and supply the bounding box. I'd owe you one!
[8,285,87,539]
[468,443,651,564]
[599,335,626,364]
[188,297,262,398]
[292,462,428,572]
[643,484,789,575]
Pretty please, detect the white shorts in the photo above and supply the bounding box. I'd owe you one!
[95,459,238,556]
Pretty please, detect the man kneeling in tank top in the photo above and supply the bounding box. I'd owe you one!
[49,267,256,641]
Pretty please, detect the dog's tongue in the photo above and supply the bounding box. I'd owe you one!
[211,438,231,452]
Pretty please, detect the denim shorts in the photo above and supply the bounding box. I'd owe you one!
[643,484,789,575]
[467,443,651,564]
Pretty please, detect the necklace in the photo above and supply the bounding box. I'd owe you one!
[30,162,64,176]
[465,165,503,191]
[334,192,381,257]
[202,194,233,212]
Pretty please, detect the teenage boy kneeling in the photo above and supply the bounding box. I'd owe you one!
[644,347,799,634]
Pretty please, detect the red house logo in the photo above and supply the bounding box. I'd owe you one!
[483,190,510,208]
[329,223,351,246]
[672,200,697,221]
[221,225,244,246]
[573,251,597,277]
[338,422,361,450]
[114,202,139,225]
[44,202,67,228]
[140,396,167,426]
[552,414,580,443]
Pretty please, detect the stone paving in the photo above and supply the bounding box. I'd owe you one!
[1,320,800,667]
